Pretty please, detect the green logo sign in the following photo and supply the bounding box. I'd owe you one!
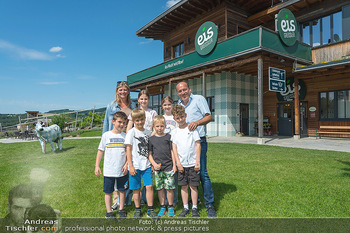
[276,9,298,46]
[276,77,306,101]
[195,21,218,56]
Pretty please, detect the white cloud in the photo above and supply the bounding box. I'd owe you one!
[0,39,53,60]
[166,0,181,8]
[56,54,66,58]
[49,46,63,53]
[39,81,67,85]
[139,40,153,45]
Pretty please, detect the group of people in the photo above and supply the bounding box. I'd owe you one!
[95,81,216,219]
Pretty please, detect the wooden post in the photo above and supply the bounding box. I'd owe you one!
[257,58,264,144]
[75,111,78,131]
[18,116,22,132]
[169,80,172,98]
[294,77,300,139]
[90,106,95,129]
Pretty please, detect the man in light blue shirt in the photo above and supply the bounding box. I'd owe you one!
[176,82,216,218]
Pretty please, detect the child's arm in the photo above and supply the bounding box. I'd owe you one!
[122,159,128,176]
[126,144,136,176]
[126,120,133,133]
[95,149,103,177]
[171,149,177,173]
[148,151,161,170]
[194,140,201,172]
[172,143,183,173]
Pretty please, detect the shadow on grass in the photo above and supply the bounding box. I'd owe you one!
[55,147,75,153]
[211,182,237,207]
[336,159,350,177]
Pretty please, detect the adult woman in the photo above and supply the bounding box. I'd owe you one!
[103,81,136,134]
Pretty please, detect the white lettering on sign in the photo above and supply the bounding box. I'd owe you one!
[281,20,296,32]
[165,59,184,69]
[197,27,214,46]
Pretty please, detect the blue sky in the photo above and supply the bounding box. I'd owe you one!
[0,0,180,114]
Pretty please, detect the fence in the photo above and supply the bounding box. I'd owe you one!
[0,106,102,138]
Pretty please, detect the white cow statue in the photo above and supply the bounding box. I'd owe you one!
[35,123,63,153]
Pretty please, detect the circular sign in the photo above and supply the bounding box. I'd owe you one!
[309,107,317,112]
[276,77,306,101]
[277,9,298,46]
[195,21,218,56]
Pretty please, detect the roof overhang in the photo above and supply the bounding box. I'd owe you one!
[128,27,312,89]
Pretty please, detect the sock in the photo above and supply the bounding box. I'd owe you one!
[168,205,173,208]
[148,206,153,210]
[135,207,141,211]
[184,204,189,209]
[161,205,166,209]
[193,205,198,209]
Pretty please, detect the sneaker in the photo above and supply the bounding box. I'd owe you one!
[105,212,116,220]
[168,207,175,217]
[118,209,127,220]
[177,208,190,218]
[158,207,166,217]
[133,209,142,219]
[192,208,200,218]
[206,205,217,218]
[147,209,158,219]
[111,202,119,211]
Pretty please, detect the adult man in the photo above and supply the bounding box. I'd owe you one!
[3,184,41,230]
[176,81,217,218]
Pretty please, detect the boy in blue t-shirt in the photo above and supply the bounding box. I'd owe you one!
[95,111,128,220]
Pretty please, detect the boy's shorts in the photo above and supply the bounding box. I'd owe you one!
[178,166,200,187]
[103,175,129,194]
[154,170,175,190]
[129,167,153,190]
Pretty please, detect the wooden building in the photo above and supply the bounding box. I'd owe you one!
[127,0,350,139]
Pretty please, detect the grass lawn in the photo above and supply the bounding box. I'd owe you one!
[0,139,350,218]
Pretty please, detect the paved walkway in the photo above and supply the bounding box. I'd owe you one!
[1,136,349,153]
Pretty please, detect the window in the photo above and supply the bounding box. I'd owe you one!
[150,94,163,115]
[301,11,342,47]
[173,43,184,58]
[206,96,215,121]
[319,90,350,120]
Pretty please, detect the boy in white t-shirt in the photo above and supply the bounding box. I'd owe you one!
[125,108,157,219]
[95,111,128,220]
[171,105,201,218]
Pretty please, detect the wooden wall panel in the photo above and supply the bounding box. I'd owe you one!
[312,41,350,64]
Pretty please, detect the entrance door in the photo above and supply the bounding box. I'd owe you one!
[278,103,293,136]
[240,104,249,136]
[300,101,308,135]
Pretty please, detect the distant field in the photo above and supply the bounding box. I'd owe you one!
[1,139,350,218]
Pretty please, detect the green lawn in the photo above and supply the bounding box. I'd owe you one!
[1,139,349,218]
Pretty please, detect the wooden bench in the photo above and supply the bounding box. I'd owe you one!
[316,126,350,138]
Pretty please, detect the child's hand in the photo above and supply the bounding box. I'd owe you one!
[129,166,137,176]
[194,163,200,172]
[177,164,184,173]
[172,165,177,173]
[122,163,128,175]
[94,166,101,177]
[153,163,161,171]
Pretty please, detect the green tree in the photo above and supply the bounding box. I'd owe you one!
[51,114,66,130]
[82,111,103,128]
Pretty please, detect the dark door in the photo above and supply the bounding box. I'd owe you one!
[240,104,249,136]
[300,101,308,135]
[278,103,293,136]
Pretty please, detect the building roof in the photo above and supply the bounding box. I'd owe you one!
[136,0,322,40]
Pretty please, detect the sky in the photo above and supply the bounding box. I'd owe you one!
[0,0,181,114]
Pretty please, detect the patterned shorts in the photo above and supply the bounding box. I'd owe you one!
[154,170,176,190]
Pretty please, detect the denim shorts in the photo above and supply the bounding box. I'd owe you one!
[103,175,128,194]
[129,167,153,190]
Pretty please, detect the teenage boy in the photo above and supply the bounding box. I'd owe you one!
[148,115,177,217]
[125,108,157,219]
[95,111,129,220]
[171,105,201,218]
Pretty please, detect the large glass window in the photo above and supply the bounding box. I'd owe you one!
[301,11,342,47]
[206,96,215,121]
[320,90,350,120]
[173,43,184,58]
[150,94,163,115]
